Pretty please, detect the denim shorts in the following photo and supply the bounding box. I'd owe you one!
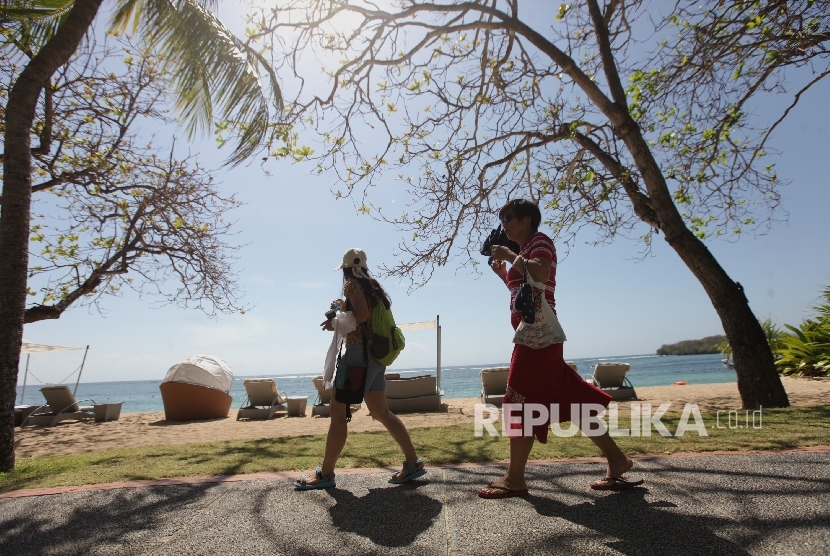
[342,342,386,394]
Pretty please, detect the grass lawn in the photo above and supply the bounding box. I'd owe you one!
[2,405,828,493]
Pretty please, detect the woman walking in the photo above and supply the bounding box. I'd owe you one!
[294,248,426,490]
[477,200,643,498]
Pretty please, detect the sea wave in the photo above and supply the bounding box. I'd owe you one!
[595,354,657,361]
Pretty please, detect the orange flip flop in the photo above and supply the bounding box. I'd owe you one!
[590,475,644,491]
[477,485,529,499]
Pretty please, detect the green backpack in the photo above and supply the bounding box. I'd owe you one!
[366,299,405,366]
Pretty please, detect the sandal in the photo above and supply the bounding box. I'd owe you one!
[294,466,336,490]
[589,475,644,491]
[477,485,529,499]
[389,457,427,484]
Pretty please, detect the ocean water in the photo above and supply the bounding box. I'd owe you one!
[15,352,733,414]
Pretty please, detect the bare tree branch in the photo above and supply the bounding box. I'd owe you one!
[1,37,248,322]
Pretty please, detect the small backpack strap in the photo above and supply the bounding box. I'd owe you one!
[360,292,373,366]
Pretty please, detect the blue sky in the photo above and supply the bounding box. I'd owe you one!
[17,4,830,385]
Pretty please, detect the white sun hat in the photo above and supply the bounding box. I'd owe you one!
[335,248,369,278]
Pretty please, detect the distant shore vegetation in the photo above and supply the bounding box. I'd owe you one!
[656,335,727,356]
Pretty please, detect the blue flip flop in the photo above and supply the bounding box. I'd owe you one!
[294,466,336,490]
[389,457,427,484]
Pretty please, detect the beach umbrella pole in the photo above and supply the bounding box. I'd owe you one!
[20,354,30,405]
[74,345,89,396]
[436,315,441,395]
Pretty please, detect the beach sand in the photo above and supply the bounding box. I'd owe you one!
[13,377,830,459]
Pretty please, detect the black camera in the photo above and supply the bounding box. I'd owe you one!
[325,301,341,320]
[480,224,520,264]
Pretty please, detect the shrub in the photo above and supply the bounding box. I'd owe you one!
[776,285,830,377]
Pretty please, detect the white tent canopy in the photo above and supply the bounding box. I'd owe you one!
[18,340,89,404]
[398,320,436,331]
[163,355,234,393]
[21,340,82,353]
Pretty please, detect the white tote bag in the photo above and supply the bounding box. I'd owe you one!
[512,268,567,349]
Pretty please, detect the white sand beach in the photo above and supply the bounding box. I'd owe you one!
[13,376,830,459]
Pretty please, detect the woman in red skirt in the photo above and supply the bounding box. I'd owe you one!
[477,199,643,499]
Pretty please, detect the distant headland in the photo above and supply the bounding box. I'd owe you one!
[656,335,726,356]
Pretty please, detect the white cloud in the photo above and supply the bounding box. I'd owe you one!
[248,275,276,287]
[181,315,282,347]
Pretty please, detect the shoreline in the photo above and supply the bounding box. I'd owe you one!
[13,377,830,459]
[66,374,830,416]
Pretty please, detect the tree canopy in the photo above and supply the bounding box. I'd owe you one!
[248,0,827,285]
[0,39,247,322]
[0,0,285,471]
[248,0,806,410]
[1,0,286,165]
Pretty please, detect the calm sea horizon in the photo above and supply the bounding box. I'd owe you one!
[15,352,733,414]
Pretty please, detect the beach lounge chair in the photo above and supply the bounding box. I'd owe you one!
[313,375,331,403]
[480,367,509,407]
[386,374,441,413]
[237,378,287,420]
[311,375,331,417]
[22,385,96,427]
[588,363,637,400]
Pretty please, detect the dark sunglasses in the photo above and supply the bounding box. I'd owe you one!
[499,212,516,224]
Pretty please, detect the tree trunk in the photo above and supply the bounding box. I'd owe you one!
[0,0,104,472]
[540,1,788,408]
[617,120,789,409]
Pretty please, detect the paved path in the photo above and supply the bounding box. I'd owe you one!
[1,450,829,555]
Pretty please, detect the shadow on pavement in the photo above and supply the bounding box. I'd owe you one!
[0,483,221,556]
[326,482,442,547]
[527,488,752,555]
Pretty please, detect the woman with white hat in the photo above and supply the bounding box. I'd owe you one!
[294,248,426,490]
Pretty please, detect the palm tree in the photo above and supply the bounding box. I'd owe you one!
[0,0,282,471]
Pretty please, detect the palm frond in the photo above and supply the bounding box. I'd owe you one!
[1,0,76,56]
[110,0,282,166]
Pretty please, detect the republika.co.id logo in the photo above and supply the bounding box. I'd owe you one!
[474,403,763,437]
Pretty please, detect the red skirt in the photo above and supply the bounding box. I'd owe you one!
[503,342,611,443]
